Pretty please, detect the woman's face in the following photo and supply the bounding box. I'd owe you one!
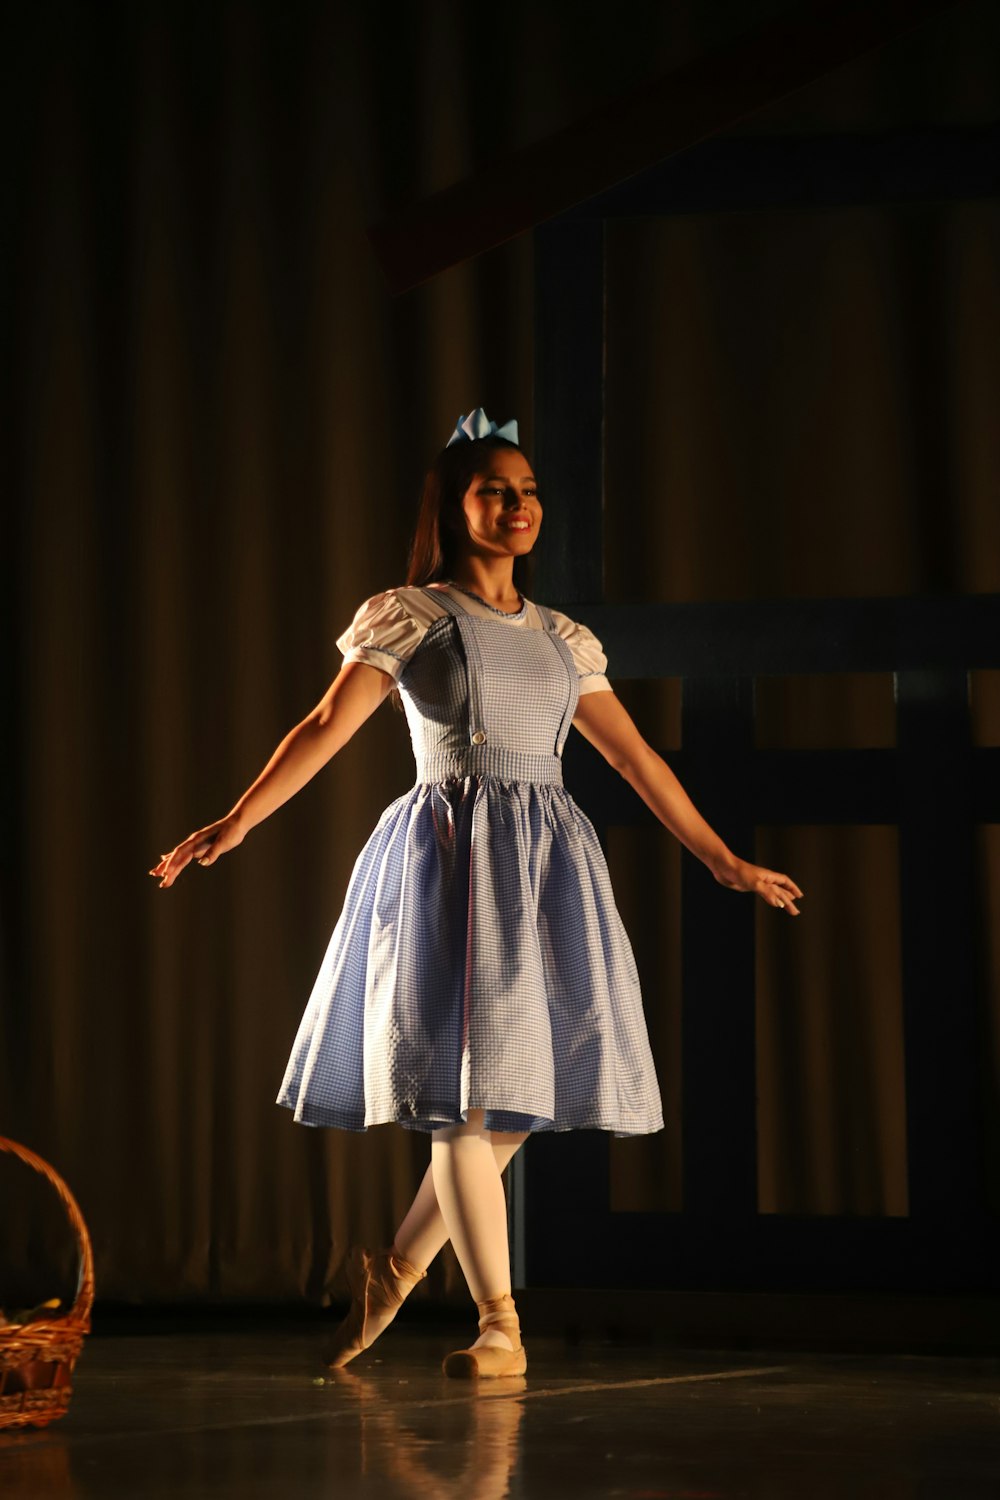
[455,450,542,562]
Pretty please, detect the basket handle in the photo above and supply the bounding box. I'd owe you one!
[0,1136,95,1330]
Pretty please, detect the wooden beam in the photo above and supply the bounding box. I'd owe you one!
[681,675,758,1221]
[565,123,1000,218]
[895,670,984,1225]
[367,0,966,294]
[555,594,1000,678]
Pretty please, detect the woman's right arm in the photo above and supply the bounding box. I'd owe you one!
[149,660,396,889]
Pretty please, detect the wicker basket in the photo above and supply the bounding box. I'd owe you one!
[0,1137,94,1431]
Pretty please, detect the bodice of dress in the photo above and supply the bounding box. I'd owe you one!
[335,582,613,786]
[399,587,580,785]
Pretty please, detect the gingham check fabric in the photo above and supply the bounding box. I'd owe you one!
[276,587,664,1137]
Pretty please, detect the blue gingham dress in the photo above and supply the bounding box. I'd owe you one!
[276,584,664,1138]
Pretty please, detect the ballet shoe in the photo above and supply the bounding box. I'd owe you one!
[442,1291,527,1378]
[327,1244,427,1368]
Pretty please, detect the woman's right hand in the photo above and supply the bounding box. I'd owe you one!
[148,813,247,889]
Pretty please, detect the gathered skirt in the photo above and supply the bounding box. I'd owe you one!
[276,774,664,1137]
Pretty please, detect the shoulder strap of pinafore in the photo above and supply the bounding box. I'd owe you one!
[416,584,489,749]
[530,601,580,755]
[417,584,464,616]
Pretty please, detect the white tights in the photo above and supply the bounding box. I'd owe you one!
[392,1109,529,1351]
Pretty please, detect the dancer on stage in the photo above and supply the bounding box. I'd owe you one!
[149,407,803,1378]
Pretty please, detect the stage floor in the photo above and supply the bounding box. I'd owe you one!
[1,1324,999,1497]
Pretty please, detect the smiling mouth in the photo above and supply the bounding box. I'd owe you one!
[499,518,532,530]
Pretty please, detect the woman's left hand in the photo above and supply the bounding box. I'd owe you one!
[713,858,804,915]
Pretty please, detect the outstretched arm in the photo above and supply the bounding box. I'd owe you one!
[149,660,396,889]
[571,689,804,915]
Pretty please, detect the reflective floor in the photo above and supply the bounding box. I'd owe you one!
[2,1324,1000,1498]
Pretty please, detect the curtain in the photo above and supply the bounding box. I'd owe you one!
[5,0,998,1302]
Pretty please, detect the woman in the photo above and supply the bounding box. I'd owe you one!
[149,406,803,1379]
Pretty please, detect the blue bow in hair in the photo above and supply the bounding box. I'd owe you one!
[445,407,519,448]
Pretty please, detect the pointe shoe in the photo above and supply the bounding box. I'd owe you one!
[442,1292,527,1378]
[327,1244,428,1368]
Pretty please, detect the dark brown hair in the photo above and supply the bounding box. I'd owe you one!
[387,436,537,712]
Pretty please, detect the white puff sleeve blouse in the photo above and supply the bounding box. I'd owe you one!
[336,587,613,694]
[548,609,612,696]
[335,590,424,682]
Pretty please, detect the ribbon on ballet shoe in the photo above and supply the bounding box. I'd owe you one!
[384,1248,428,1297]
[476,1291,522,1351]
[442,1292,528,1378]
[327,1245,427,1369]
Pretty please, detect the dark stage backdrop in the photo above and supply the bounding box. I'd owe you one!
[4,0,999,1306]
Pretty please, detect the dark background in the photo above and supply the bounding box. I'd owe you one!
[3,0,999,1310]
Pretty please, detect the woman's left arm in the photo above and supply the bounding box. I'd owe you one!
[572,691,804,916]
